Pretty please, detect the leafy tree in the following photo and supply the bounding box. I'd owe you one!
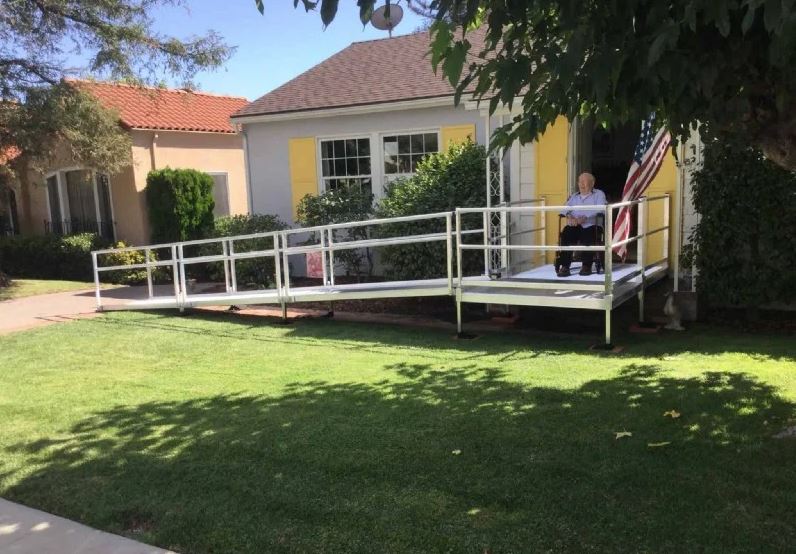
[0,0,234,240]
[259,0,796,172]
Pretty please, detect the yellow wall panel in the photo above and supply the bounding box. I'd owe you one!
[288,137,318,218]
[441,124,475,148]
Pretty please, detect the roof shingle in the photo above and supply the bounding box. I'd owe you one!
[69,80,249,134]
[234,29,486,119]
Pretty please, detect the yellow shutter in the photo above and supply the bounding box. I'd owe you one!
[288,137,318,218]
[440,124,475,148]
[535,116,570,262]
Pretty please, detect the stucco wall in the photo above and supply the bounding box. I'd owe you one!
[242,104,489,225]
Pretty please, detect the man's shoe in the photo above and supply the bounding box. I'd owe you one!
[557,267,571,277]
[579,264,592,276]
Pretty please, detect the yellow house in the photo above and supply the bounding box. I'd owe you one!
[14,81,251,245]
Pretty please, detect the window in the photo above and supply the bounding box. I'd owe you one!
[383,132,439,177]
[44,169,114,239]
[210,173,230,217]
[319,137,372,193]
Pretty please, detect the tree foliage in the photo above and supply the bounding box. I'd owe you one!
[684,140,796,310]
[1,0,232,99]
[265,0,796,172]
[296,185,375,279]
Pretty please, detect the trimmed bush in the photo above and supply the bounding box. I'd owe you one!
[684,140,796,312]
[0,233,109,281]
[100,241,164,285]
[200,214,288,288]
[296,186,375,278]
[376,140,487,279]
[145,168,215,243]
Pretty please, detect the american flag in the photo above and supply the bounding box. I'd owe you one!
[612,114,671,260]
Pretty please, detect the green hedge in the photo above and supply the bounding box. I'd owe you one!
[685,140,796,310]
[0,233,109,281]
[376,140,487,280]
[296,186,374,278]
[145,168,215,243]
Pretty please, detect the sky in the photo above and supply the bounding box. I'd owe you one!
[146,0,428,101]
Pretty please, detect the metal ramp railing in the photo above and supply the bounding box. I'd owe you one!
[91,195,672,346]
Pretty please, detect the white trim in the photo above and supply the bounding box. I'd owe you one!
[232,97,456,125]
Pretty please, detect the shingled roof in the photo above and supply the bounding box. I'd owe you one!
[234,28,486,119]
[69,80,249,134]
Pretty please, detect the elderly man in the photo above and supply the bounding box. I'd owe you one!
[557,172,607,277]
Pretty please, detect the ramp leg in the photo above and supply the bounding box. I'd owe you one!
[281,302,287,322]
[605,307,612,346]
[455,290,463,335]
[638,288,645,323]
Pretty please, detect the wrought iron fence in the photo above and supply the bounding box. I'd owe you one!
[44,218,115,240]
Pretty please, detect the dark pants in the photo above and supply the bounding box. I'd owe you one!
[560,225,598,268]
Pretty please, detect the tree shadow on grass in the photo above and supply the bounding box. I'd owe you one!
[3,363,795,553]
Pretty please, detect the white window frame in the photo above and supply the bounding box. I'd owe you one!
[380,128,441,183]
[316,134,374,196]
[43,167,116,240]
[207,171,231,217]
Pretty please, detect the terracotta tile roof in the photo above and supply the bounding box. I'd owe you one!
[69,80,249,134]
[0,146,21,165]
[234,28,487,118]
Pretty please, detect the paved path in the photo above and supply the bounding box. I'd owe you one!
[0,289,100,335]
[0,499,174,554]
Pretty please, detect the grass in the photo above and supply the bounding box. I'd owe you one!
[0,311,794,553]
[0,278,107,301]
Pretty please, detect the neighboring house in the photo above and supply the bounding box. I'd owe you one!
[232,29,692,280]
[15,81,250,245]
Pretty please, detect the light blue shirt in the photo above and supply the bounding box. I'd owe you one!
[561,189,607,228]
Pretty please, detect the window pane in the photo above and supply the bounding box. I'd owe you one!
[410,133,424,153]
[346,157,358,176]
[359,157,371,175]
[397,135,410,154]
[211,173,230,217]
[359,177,372,195]
[345,139,359,157]
[334,158,346,177]
[96,174,113,230]
[397,154,411,173]
[383,136,398,156]
[411,154,426,172]
[65,169,95,222]
[358,138,370,156]
[321,141,333,159]
[46,176,61,224]
[333,140,345,158]
[322,158,331,177]
[425,133,438,153]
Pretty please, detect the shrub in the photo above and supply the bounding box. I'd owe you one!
[684,140,796,312]
[145,168,215,243]
[296,185,375,278]
[0,233,109,281]
[199,214,288,288]
[100,241,165,285]
[376,140,487,279]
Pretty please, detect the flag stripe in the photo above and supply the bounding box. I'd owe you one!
[612,117,671,260]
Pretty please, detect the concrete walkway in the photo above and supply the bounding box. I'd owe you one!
[0,499,174,553]
[0,289,100,335]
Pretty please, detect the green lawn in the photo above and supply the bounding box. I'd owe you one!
[0,278,103,301]
[0,311,794,553]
